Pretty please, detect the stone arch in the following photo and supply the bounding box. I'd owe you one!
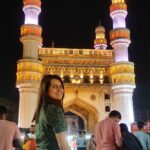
[65,108,88,131]
[64,98,98,133]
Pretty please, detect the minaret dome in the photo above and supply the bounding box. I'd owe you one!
[94,25,107,50]
[95,25,105,33]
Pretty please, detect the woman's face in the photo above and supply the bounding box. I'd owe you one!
[48,79,64,100]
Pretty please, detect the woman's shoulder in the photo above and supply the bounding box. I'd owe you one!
[46,104,64,116]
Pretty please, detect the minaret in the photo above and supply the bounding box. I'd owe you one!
[94,24,107,49]
[16,0,43,128]
[109,0,135,127]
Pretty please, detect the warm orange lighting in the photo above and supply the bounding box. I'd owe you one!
[21,25,42,37]
[94,39,107,45]
[110,63,135,85]
[110,3,127,12]
[23,0,41,7]
[110,29,130,41]
[80,73,83,79]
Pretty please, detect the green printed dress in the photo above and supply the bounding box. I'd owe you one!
[36,104,67,150]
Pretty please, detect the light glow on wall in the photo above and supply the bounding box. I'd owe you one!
[112,84,135,90]
[110,11,127,29]
[23,6,41,25]
[113,16,126,28]
[112,0,125,3]
[111,42,130,62]
[25,16,38,25]
[115,49,128,62]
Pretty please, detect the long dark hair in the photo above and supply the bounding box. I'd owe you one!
[32,74,64,123]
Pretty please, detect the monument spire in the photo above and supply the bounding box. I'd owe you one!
[109,0,135,126]
[94,21,107,50]
[16,0,43,128]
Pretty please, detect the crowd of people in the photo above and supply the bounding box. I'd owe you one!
[0,74,150,150]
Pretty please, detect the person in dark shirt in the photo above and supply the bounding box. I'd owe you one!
[32,75,70,150]
[120,123,143,150]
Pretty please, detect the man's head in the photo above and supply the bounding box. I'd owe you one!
[108,110,121,123]
[137,121,145,130]
[0,105,7,120]
[30,125,35,133]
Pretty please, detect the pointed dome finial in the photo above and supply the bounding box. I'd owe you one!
[99,20,101,25]
[95,23,105,33]
[51,41,55,48]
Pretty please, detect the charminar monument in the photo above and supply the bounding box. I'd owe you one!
[16,0,135,133]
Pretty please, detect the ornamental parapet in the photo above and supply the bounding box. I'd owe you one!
[110,2,127,13]
[38,48,114,57]
[110,28,130,42]
[110,62,135,85]
[16,59,43,83]
[21,24,42,37]
[23,0,41,7]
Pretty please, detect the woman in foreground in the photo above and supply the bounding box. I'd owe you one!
[32,75,70,150]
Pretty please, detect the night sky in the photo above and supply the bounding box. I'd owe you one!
[0,0,150,120]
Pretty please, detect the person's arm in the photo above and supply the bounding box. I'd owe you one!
[55,131,70,150]
[114,123,122,148]
[86,141,90,150]
[13,124,23,149]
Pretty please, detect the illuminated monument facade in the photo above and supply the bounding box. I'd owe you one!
[16,0,135,133]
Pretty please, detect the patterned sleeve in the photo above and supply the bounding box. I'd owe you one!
[47,105,67,133]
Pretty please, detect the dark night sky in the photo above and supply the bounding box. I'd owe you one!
[0,0,150,120]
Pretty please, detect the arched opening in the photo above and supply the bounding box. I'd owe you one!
[83,76,90,83]
[105,106,110,112]
[64,99,98,133]
[64,75,70,83]
[105,94,110,99]
[65,111,85,135]
[93,76,99,83]
[103,75,110,83]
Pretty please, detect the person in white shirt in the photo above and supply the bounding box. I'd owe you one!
[27,125,36,139]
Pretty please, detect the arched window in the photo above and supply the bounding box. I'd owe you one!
[63,75,70,83]
[105,94,110,99]
[103,76,110,83]
[105,106,110,112]
[114,78,116,83]
[83,76,90,83]
[94,76,99,83]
